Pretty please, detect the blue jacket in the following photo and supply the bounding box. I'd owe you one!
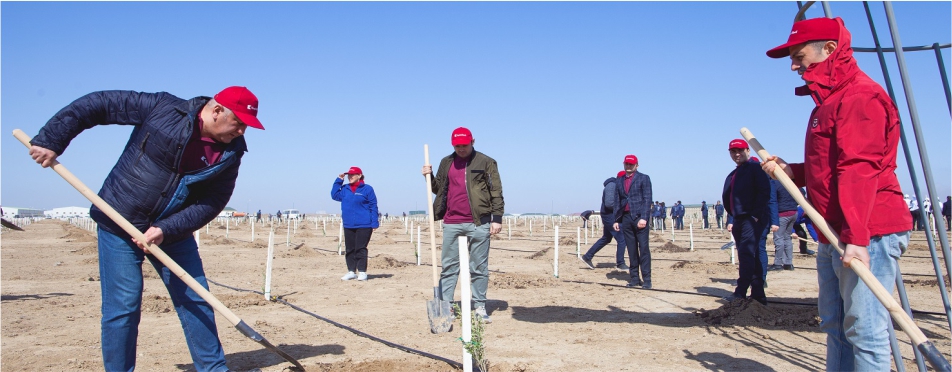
[331,178,379,229]
[673,204,685,218]
[795,206,819,241]
[599,178,618,224]
[772,179,799,213]
[651,204,661,218]
[722,159,771,225]
[701,202,709,217]
[613,172,653,223]
[715,203,725,216]
[31,91,246,244]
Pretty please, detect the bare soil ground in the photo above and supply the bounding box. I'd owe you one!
[2,218,950,371]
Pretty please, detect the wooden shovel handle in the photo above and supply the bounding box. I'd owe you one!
[739,127,930,347]
[424,145,441,287]
[12,129,243,326]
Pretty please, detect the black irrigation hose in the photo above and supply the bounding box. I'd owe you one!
[563,279,947,317]
[207,279,463,370]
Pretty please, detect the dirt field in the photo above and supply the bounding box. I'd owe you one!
[2,217,950,371]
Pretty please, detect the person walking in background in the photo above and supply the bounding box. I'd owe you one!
[27,86,265,372]
[613,155,653,289]
[580,210,594,228]
[651,202,661,230]
[943,196,951,230]
[715,201,725,229]
[701,201,710,229]
[673,201,685,230]
[763,17,912,370]
[767,179,799,271]
[422,127,504,323]
[276,209,282,223]
[331,166,379,282]
[255,209,262,223]
[722,139,770,306]
[793,205,818,256]
[581,171,628,271]
[659,201,667,231]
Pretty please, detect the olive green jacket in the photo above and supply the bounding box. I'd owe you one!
[430,150,504,225]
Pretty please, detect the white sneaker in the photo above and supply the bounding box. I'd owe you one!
[341,271,357,281]
[475,306,492,324]
[357,272,368,281]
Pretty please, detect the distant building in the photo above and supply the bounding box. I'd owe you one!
[46,206,90,218]
[2,207,46,219]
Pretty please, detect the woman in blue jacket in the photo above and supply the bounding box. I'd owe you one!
[331,166,379,281]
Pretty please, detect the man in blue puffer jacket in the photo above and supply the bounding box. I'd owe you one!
[722,139,770,305]
[28,87,263,372]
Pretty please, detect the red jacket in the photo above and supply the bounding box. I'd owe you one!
[787,17,911,246]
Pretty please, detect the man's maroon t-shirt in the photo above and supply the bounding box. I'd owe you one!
[443,156,473,224]
[180,117,227,173]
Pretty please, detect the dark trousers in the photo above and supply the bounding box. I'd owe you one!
[702,215,709,229]
[732,215,767,301]
[676,216,685,230]
[759,223,769,280]
[793,223,810,252]
[583,223,627,266]
[620,213,651,285]
[716,215,723,229]
[343,227,373,272]
[911,210,923,231]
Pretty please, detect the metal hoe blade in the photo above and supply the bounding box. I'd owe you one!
[1,218,24,231]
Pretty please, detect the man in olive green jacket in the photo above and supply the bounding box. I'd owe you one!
[422,127,504,323]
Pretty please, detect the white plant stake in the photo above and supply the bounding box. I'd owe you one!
[730,233,736,265]
[416,226,422,266]
[529,220,533,237]
[554,226,560,278]
[689,223,695,251]
[458,236,473,372]
[338,222,344,255]
[671,223,675,242]
[507,218,511,241]
[251,219,255,242]
[265,230,274,300]
[194,230,200,249]
[576,227,580,258]
[286,219,291,247]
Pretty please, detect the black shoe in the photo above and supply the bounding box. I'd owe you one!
[626,281,642,288]
[763,279,768,288]
[721,294,746,302]
[800,249,816,256]
[580,256,595,269]
[767,265,784,271]
[616,263,630,271]
[783,265,794,271]
[642,283,652,289]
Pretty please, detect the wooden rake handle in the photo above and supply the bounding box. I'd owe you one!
[13,129,306,371]
[740,127,950,371]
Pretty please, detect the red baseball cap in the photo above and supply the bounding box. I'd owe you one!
[214,86,264,130]
[346,166,362,175]
[766,17,840,59]
[451,127,473,146]
[623,155,638,164]
[729,139,749,150]
[617,170,626,177]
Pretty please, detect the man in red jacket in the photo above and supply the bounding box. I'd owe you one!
[762,17,911,371]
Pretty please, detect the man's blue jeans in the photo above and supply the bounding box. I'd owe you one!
[98,229,228,372]
[440,223,491,309]
[582,223,626,266]
[817,232,908,371]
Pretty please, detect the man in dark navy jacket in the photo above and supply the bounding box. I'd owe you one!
[613,155,654,289]
[28,87,263,372]
[721,139,770,305]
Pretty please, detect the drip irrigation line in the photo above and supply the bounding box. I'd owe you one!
[207,279,463,370]
[563,279,946,317]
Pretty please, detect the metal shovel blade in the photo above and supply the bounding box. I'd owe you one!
[426,294,454,334]
[720,241,735,250]
[1,218,24,231]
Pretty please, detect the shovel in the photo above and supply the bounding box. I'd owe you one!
[423,144,454,334]
[13,129,306,371]
[1,218,24,231]
[741,127,950,371]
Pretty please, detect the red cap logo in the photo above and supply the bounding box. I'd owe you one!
[346,166,363,175]
[623,155,638,164]
[729,139,749,150]
[214,86,264,130]
[451,127,473,146]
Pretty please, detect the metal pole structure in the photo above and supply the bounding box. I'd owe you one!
[820,1,833,17]
[883,0,952,286]
[863,1,952,335]
[896,268,927,372]
[932,43,952,114]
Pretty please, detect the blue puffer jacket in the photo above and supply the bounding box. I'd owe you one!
[599,178,618,225]
[771,179,799,213]
[31,91,246,244]
[331,178,380,229]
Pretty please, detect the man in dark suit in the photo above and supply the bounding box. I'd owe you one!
[612,154,654,289]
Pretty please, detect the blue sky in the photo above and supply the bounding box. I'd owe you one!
[2,2,949,215]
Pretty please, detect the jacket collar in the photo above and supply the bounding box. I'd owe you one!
[795,17,861,105]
